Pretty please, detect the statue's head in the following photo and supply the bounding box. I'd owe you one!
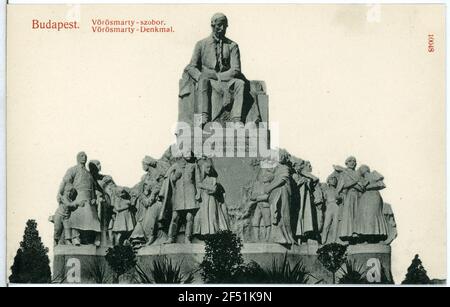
[358,164,370,177]
[162,146,174,164]
[202,159,213,176]
[64,184,77,201]
[211,13,228,39]
[260,168,275,184]
[115,186,130,200]
[77,151,87,165]
[103,176,116,195]
[326,175,338,187]
[278,149,291,165]
[102,175,115,188]
[292,159,305,173]
[88,160,101,174]
[345,156,357,170]
[142,156,157,171]
[304,161,312,173]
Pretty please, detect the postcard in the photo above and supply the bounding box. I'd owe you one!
[6,4,446,286]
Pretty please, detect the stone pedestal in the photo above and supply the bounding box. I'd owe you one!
[53,243,392,284]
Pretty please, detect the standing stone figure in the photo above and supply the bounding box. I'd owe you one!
[382,202,398,245]
[101,175,117,244]
[244,166,274,242]
[58,152,101,246]
[110,186,135,246]
[130,175,154,248]
[130,156,167,247]
[294,160,321,243]
[89,160,115,246]
[235,158,263,242]
[334,156,364,243]
[51,184,80,246]
[194,158,229,235]
[307,161,325,232]
[132,156,158,196]
[354,165,389,243]
[184,13,245,126]
[263,151,296,245]
[159,150,201,243]
[320,175,343,244]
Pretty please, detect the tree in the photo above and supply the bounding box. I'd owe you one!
[317,243,347,284]
[200,230,244,283]
[402,254,431,285]
[9,219,51,283]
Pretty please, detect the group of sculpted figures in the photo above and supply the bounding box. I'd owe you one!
[51,150,397,248]
[50,13,396,248]
[51,150,229,248]
[237,154,397,246]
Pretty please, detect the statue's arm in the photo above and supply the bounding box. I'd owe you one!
[57,167,75,200]
[366,179,386,191]
[341,172,358,189]
[194,165,202,200]
[198,181,217,194]
[185,41,203,82]
[264,170,288,194]
[336,175,345,194]
[67,200,79,210]
[301,171,319,185]
[294,174,307,187]
[218,43,241,81]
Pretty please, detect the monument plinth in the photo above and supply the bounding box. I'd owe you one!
[53,243,393,284]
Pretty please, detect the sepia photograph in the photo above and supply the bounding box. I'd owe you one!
[3,1,447,289]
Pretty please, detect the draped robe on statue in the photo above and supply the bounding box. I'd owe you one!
[337,169,362,241]
[194,176,229,235]
[354,171,389,240]
[158,160,201,222]
[268,164,296,245]
[295,174,319,239]
[63,166,101,233]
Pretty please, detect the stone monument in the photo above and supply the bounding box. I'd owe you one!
[52,13,397,284]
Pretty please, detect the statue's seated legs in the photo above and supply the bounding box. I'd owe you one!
[178,77,267,128]
[229,79,245,122]
[198,77,245,125]
[198,78,211,125]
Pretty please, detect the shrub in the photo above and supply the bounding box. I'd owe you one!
[105,245,137,283]
[200,230,244,283]
[317,243,347,284]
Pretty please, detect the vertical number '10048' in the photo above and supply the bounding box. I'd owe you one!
[428,34,435,53]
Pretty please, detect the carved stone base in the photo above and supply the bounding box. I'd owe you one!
[53,243,393,284]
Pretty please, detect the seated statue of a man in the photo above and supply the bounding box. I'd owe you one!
[184,13,245,127]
